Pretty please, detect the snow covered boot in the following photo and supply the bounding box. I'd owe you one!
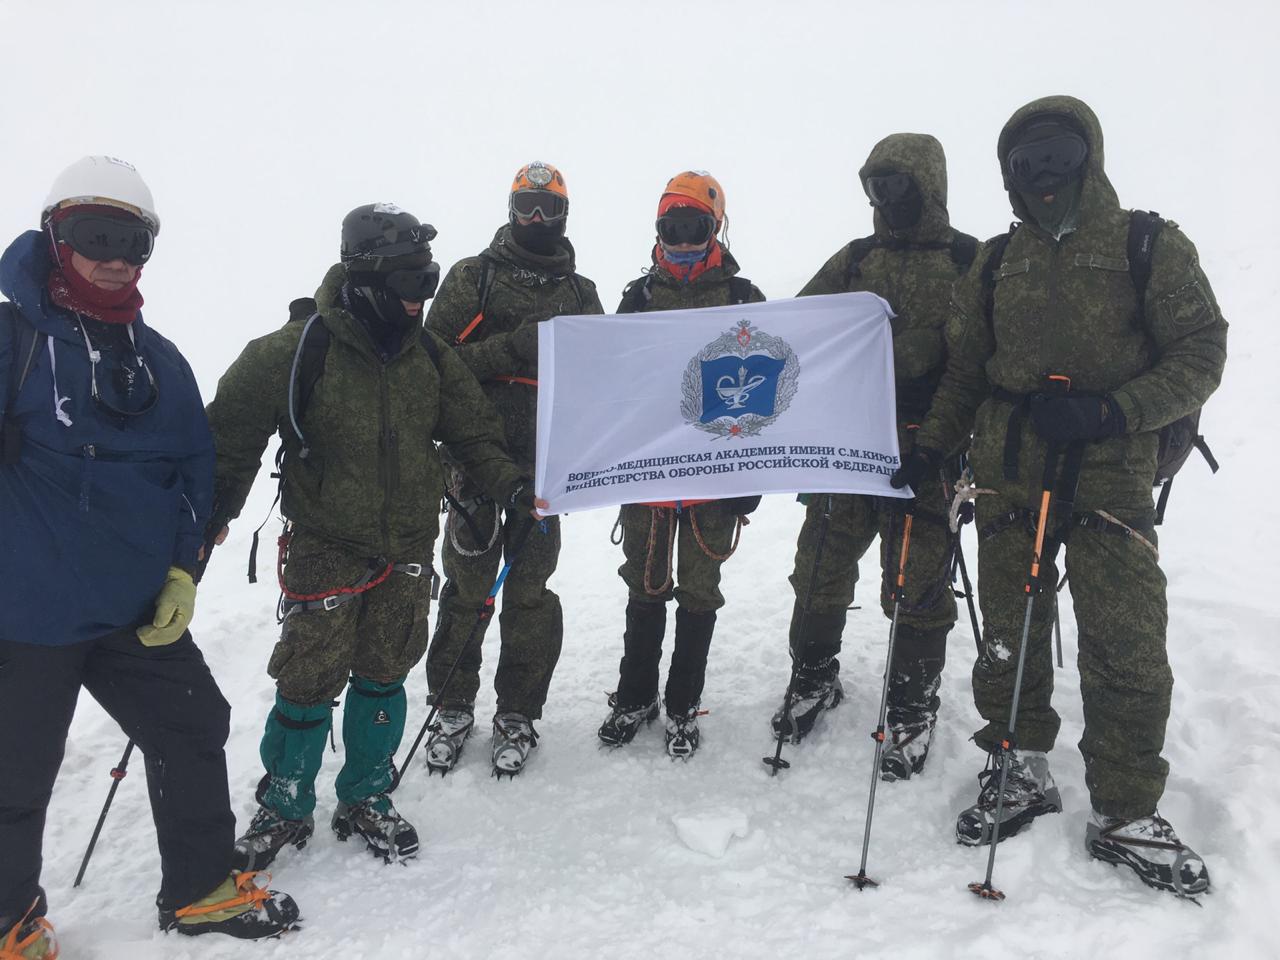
[597,692,660,747]
[424,707,475,774]
[956,749,1062,845]
[160,872,300,940]
[879,717,935,781]
[232,800,314,871]
[770,667,844,743]
[664,705,701,760]
[1085,811,1211,897]
[331,794,419,862]
[0,901,56,959]
[491,712,539,778]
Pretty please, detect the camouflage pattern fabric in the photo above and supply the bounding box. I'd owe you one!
[425,228,599,719]
[206,262,523,559]
[617,502,740,613]
[914,95,1228,816]
[617,245,765,313]
[785,133,976,720]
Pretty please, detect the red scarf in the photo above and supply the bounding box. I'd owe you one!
[653,240,723,284]
[46,205,144,325]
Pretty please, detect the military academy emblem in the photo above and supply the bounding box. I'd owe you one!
[681,319,799,438]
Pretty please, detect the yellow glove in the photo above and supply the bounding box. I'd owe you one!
[137,567,197,647]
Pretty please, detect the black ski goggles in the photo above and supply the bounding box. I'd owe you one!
[656,211,716,247]
[383,261,441,303]
[1006,133,1088,192]
[55,212,154,266]
[864,173,917,207]
[510,190,568,223]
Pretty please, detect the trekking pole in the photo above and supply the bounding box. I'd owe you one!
[847,510,914,888]
[73,740,135,887]
[968,376,1076,902]
[399,515,538,779]
[1052,573,1068,669]
[763,494,834,775]
[954,529,983,656]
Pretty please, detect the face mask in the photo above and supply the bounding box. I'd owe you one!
[1017,178,1084,240]
[662,247,708,266]
[510,220,565,255]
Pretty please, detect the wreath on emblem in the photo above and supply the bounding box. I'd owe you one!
[681,319,800,439]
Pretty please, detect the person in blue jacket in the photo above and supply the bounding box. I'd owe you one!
[0,156,297,954]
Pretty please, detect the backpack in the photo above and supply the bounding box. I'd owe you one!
[1,303,45,464]
[842,231,978,287]
[978,211,1218,523]
[453,257,588,344]
[618,273,755,314]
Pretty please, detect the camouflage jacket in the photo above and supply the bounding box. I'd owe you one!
[799,133,977,443]
[426,225,603,471]
[206,263,523,560]
[617,244,765,313]
[916,95,1228,510]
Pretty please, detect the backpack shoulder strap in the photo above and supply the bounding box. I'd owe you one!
[979,225,1019,325]
[287,312,328,457]
[4,302,42,400]
[949,232,979,273]
[843,236,883,287]
[567,273,587,312]
[618,274,652,314]
[418,327,443,369]
[455,258,498,344]
[728,276,754,305]
[1126,209,1164,308]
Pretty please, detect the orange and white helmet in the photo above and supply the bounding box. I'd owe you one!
[509,161,569,222]
[658,170,725,227]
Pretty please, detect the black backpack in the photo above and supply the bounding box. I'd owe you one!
[978,211,1218,523]
[618,273,755,314]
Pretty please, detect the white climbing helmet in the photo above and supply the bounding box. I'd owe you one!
[42,155,161,234]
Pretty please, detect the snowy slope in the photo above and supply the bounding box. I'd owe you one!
[2,1,1279,957]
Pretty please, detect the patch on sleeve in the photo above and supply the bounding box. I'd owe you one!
[1157,279,1213,331]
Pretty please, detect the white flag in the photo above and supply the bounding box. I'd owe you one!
[535,292,907,514]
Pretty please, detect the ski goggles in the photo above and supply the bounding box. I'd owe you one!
[864,173,917,207]
[509,189,569,223]
[1006,133,1087,192]
[656,211,716,247]
[54,212,154,266]
[383,261,441,303]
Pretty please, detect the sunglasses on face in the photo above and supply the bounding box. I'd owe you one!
[510,190,569,222]
[864,173,917,207]
[55,213,154,266]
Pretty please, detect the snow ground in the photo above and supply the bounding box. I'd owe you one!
[2,1,1279,957]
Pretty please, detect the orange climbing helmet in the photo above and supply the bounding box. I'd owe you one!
[509,161,569,222]
[658,170,725,226]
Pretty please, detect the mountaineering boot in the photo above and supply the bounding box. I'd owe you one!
[0,901,56,960]
[597,692,661,747]
[491,712,539,777]
[614,600,666,710]
[424,707,475,774]
[159,872,300,940]
[331,793,420,862]
[771,666,844,742]
[1085,811,1211,897]
[664,705,701,760]
[232,802,315,871]
[880,717,935,781]
[956,749,1063,845]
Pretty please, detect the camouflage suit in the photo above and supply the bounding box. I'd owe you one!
[787,133,977,730]
[425,226,603,719]
[612,247,765,714]
[915,96,1227,817]
[206,266,522,818]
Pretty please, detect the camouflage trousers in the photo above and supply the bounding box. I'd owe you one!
[267,528,434,704]
[427,503,562,719]
[787,489,958,724]
[617,503,739,613]
[972,490,1170,819]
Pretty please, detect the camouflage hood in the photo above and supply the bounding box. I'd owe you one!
[858,133,951,243]
[997,94,1121,228]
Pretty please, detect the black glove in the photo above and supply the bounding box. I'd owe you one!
[889,446,943,493]
[720,495,762,516]
[507,478,538,515]
[1029,394,1126,443]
